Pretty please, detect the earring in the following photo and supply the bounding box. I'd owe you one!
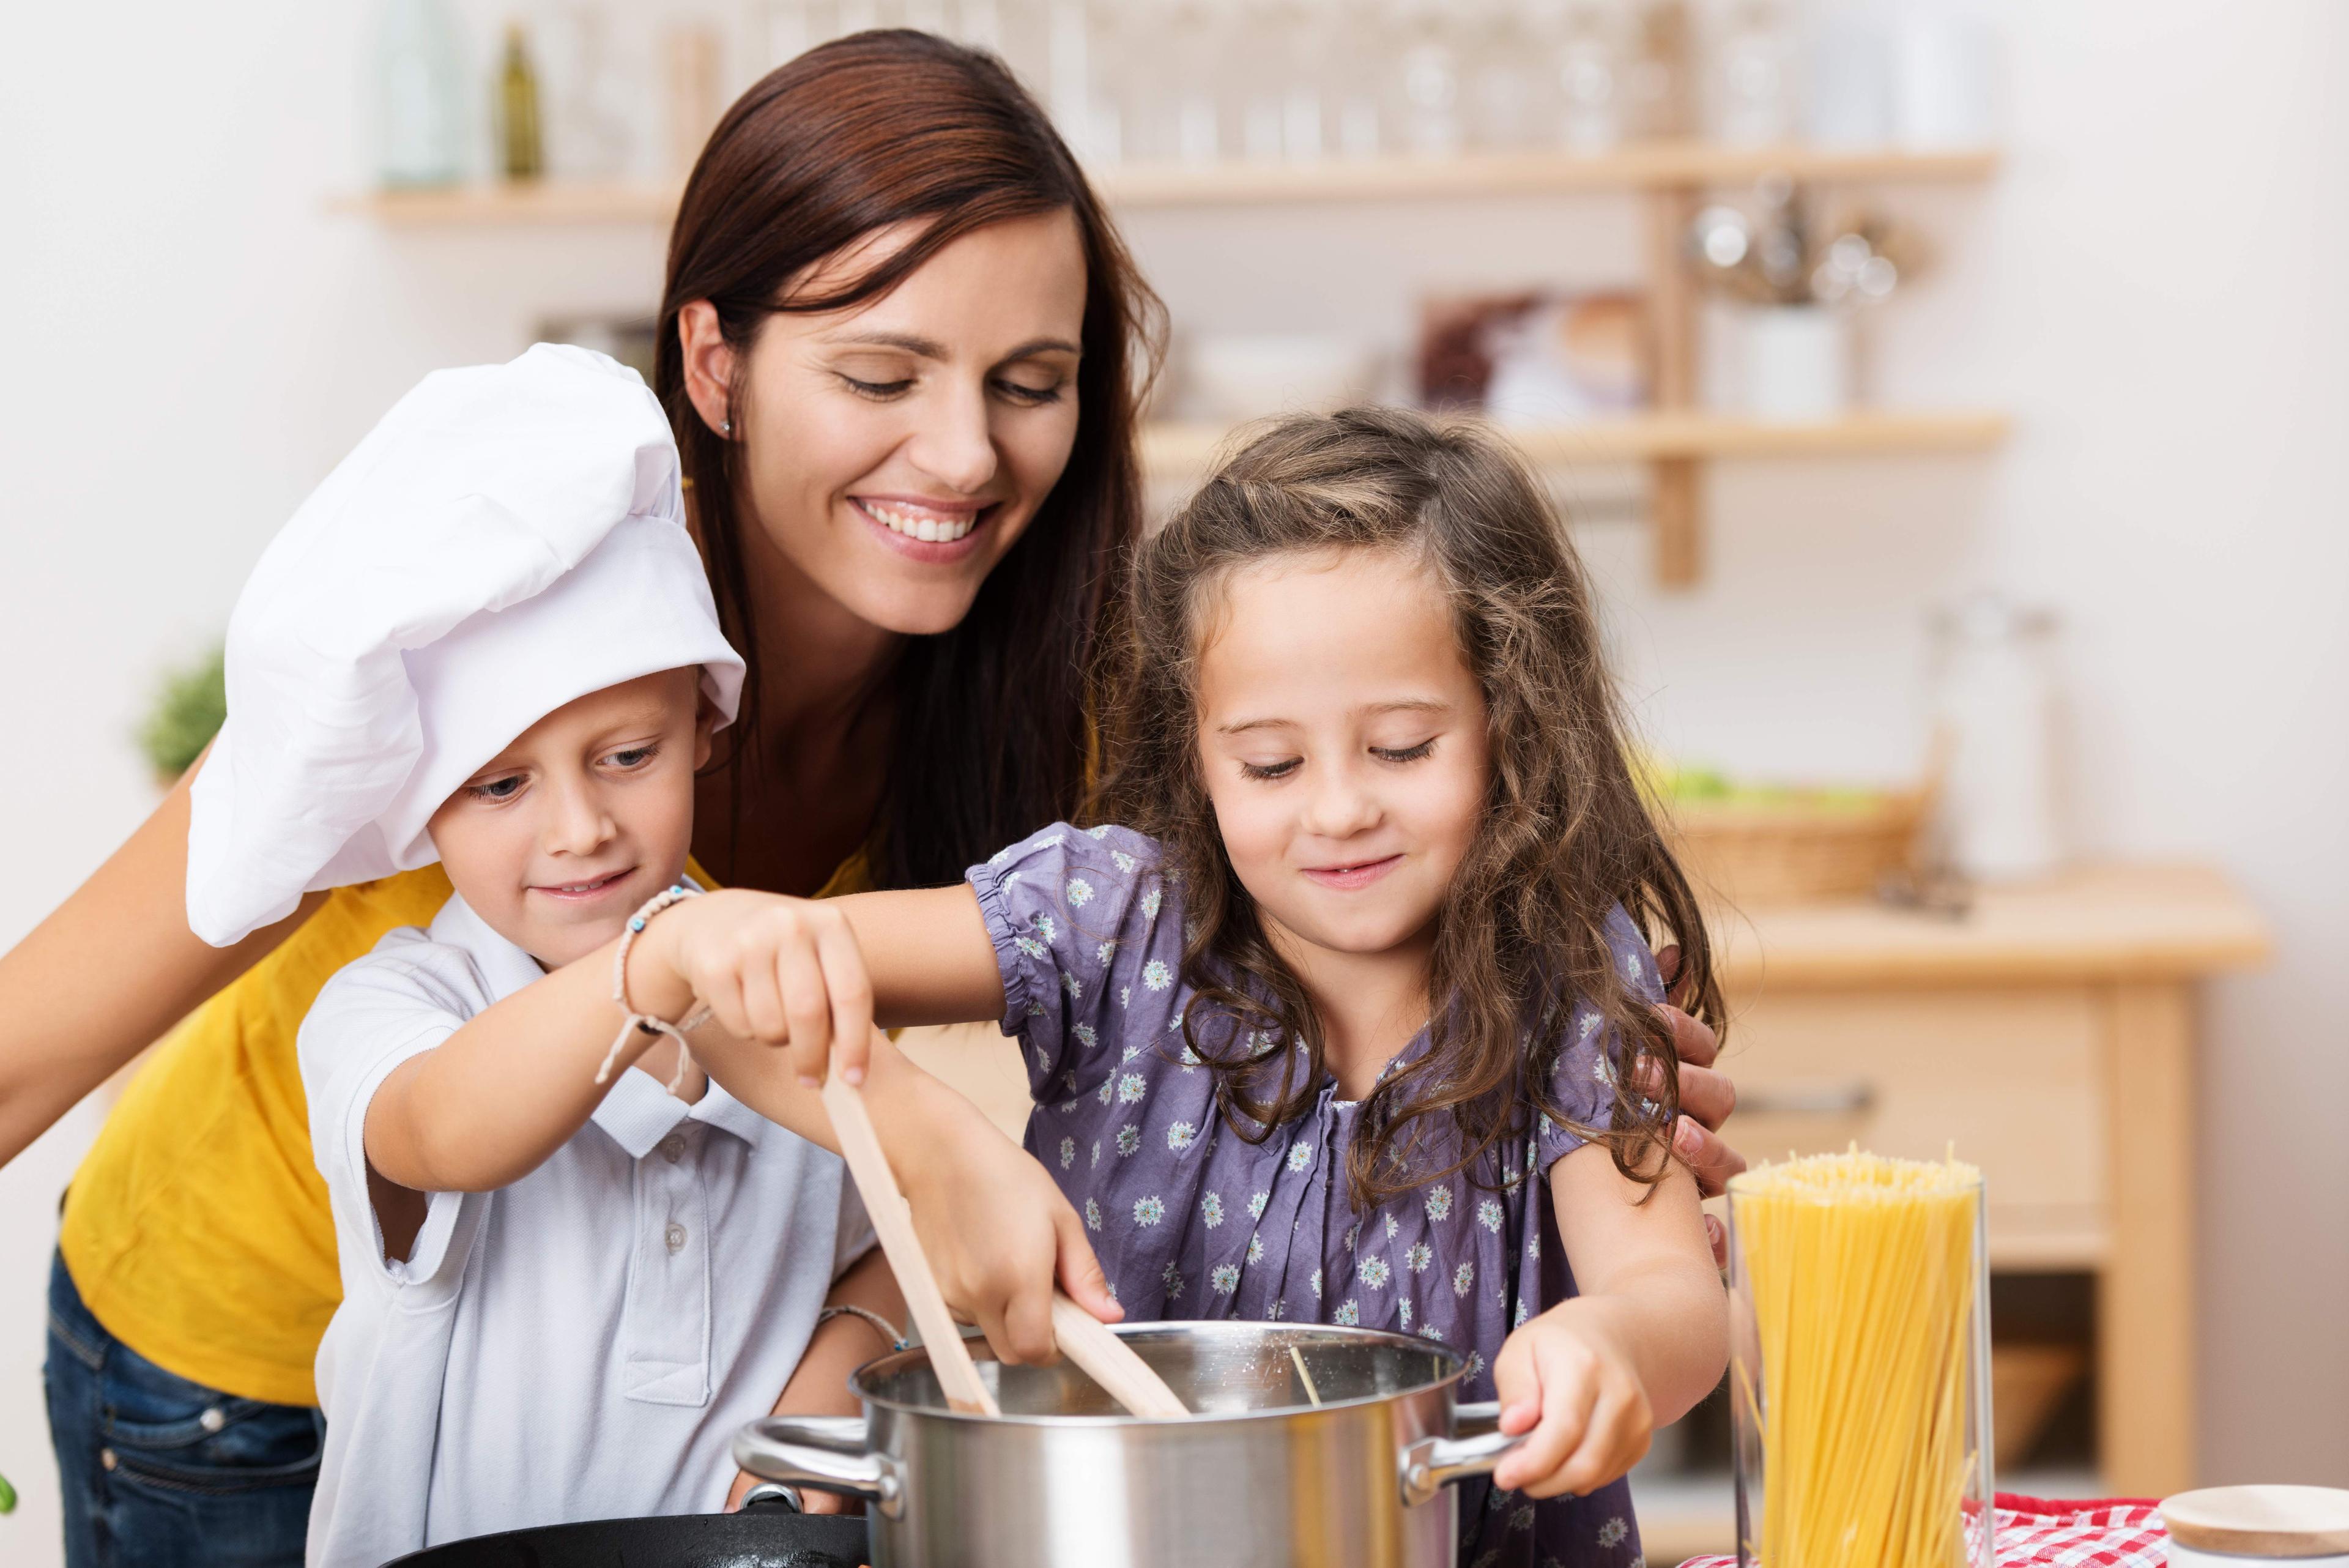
[721,415,733,436]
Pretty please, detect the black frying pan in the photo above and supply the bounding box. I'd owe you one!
[382,1494,869,1568]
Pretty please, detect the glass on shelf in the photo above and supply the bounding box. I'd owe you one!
[1707,0,1797,147]
[1465,0,1548,152]
[1387,0,1463,157]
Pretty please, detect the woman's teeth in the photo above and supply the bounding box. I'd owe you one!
[862,500,978,543]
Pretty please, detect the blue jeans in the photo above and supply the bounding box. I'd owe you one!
[43,1251,321,1568]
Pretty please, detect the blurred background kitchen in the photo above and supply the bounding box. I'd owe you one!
[2,0,2345,1557]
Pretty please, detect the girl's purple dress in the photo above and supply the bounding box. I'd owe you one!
[969,823,1664,1568]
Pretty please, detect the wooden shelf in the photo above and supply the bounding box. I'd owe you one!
[1141,410,2010,481]
[332,143,1995,227]
[1100,141,1998,206]
[331,182,682,226]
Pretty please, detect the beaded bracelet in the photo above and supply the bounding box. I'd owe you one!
[596,883,713,1093]
[818,1304,911,1354]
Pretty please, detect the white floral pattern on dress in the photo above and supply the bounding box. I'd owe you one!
[1134,1195,1166,1227]
[1427,1185,1454,1222]
[1167,1120,1198,1153]
[1073,1022,1097,1050]
[1083,1197,1101,1231]
[1067,877,1096,908]
[1454,1260,1475,1296]
[1211,1263,1240,1295]
[1200,1190,1223,1227]
[1334,1299,1360,1325]
[1597,1517,1628,1548]
[1479,1197,1505,1233]
[1141,957,1171,990]
[1360,1255,1391,1290]
[1059,1137,1075,1169]
[1116,1124,1140,1156]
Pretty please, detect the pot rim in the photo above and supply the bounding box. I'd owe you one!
[847,1319,1471,1427]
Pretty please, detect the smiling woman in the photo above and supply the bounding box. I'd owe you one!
[656,31,1165,896]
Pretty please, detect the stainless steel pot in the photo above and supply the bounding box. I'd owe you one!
[733,1320,1521,1568]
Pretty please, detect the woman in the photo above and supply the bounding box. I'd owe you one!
[0,30,1743,1568]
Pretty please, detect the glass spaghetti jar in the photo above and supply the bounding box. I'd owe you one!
[1727,1152,1995,1568]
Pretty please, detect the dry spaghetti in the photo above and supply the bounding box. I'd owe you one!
[1730,1151,1987,1568]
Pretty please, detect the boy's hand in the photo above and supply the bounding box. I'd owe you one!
[1488,1301,1653,1498]
[639,890,878,1087]
[896,1110,1121,1365]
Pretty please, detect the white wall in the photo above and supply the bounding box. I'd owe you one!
[0,2,2341,1558]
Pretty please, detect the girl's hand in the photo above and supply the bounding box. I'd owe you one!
[897,1115,1121,1364]
[639,890,878,1087]
[1488,1300,1654,1498]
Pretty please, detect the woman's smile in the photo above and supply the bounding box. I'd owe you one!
[849,492,994,562]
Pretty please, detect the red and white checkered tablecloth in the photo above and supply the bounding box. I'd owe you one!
[1678,1493,2170,1568]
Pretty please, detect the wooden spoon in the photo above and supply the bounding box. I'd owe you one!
[821,1070,1188,1420]
[821,1074,997,1415]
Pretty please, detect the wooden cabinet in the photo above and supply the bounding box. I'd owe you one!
[1712,863,2269,1497]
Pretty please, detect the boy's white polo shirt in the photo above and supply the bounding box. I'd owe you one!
[299,891,875,1568]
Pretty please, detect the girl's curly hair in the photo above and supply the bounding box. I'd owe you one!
[1089,406,1721,1209]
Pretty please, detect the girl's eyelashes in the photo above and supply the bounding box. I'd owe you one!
[1238,757,1302,781]
[1373,738,1436,764]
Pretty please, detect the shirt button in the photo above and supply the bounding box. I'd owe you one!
[199,1406,226,1433]
[100,1448,117,1471]
[659,1134,686,1163]
[664,1221,688,1254]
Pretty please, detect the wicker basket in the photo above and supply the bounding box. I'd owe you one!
[1663,788,1930,908]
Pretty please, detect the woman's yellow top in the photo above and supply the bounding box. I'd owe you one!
[60,852,864,1407]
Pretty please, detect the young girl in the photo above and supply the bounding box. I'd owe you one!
[743,406,1732,1568]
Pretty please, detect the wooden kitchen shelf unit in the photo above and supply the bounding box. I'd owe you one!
[1141,410,2009,482]
[1710,862,2268,1499]
[335,143,1996,227]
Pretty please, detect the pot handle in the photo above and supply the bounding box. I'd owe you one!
[1398,1401,1525,1509]
[732,1416,904,1520]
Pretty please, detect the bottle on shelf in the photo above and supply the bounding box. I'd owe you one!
[495,22,544,182]
[371,0,466,188]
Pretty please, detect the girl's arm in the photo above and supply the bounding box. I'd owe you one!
[362,886,1113,1358]
[360,885,1000,1194]
[1488,1150,1729,1497]
[0,751,322,1167]
[724,1245,908,1512]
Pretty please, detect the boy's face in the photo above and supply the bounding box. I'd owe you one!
[1193,547,1491,976]
[427,669,714,967]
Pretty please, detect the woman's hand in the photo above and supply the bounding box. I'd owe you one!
[1488,1299,1655,1498]
[895,1107,1120,1365]
[1648,943,1743,1264]
[637,890,878,1087]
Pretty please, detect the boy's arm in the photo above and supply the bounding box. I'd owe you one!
[1488,1150,1729,1496]
[723,1246,907,1512]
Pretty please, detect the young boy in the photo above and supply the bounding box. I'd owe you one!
[187,346,1104,1567]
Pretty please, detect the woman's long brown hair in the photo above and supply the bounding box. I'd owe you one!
[1093,407,1722,1209]
[656,31,1165,890]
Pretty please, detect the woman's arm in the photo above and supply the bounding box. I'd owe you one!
[1487,1149,1729,1497]
[724,1245,908,1512]
[0,752,322,1167]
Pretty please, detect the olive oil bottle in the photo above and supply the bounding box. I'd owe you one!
[496,23,544,182]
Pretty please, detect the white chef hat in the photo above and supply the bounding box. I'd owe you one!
[186,343,745,946]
